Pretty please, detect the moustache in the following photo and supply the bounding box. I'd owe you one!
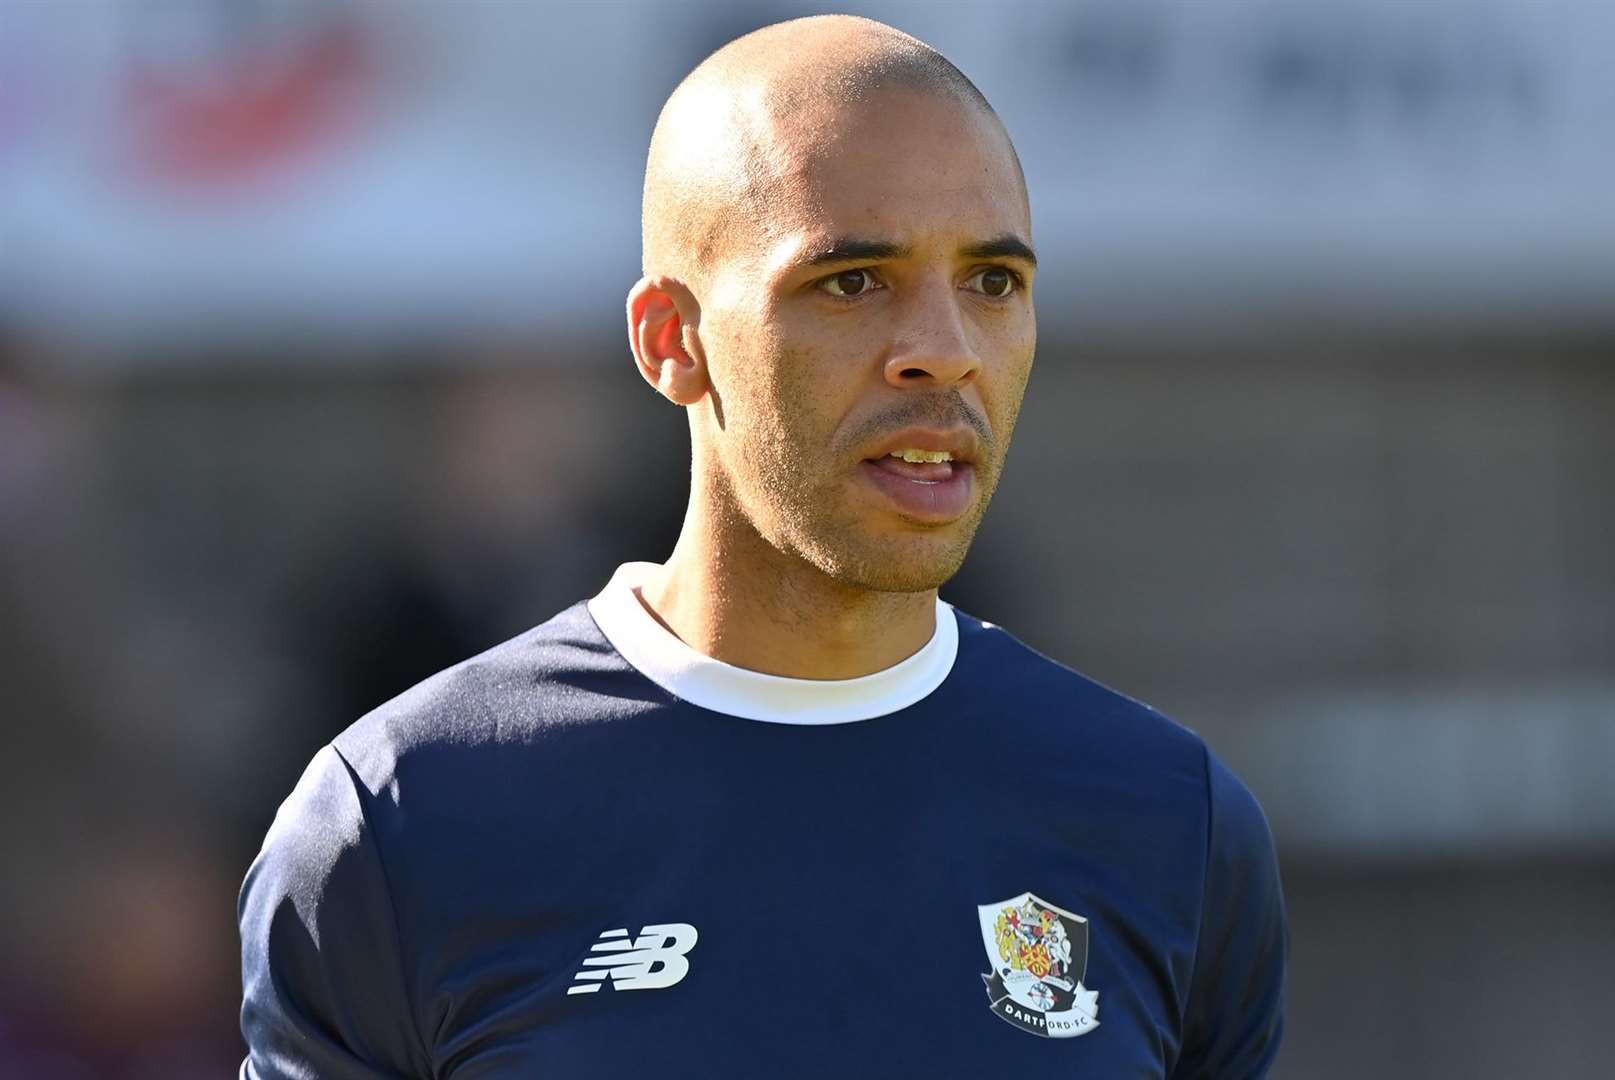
[842,392,993,456]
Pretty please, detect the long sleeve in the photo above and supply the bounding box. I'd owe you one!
[239,745,431,1079]
[1173,748,1288,1079]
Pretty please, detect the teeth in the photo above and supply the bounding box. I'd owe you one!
[890,449,953,464]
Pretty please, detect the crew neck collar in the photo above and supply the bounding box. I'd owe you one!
[585,562,958,725]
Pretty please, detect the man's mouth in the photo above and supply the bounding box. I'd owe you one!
[857,446,975,521]
[870,448,958,484]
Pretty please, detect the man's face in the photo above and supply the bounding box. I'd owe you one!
[695,88,1036,592]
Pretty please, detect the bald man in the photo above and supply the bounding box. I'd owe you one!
[240,16,1285,1078]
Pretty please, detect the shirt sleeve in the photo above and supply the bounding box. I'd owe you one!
[239,745,431,1079]
[1173,747,1288,1079]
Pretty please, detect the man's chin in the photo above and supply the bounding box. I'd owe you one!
[808,531,974,594]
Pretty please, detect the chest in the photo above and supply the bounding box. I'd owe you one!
[402,750,1204,1078]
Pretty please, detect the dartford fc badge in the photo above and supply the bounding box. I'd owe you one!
[978,892,1100,1038]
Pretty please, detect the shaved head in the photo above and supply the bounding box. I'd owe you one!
[642,15,1022,284]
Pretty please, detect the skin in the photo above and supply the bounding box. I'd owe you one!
[626,17,1036,679]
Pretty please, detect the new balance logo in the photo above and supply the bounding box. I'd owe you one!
[567,923,699,995]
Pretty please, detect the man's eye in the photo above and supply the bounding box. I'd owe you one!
[820,269,879,297]
[965,267,1018,298]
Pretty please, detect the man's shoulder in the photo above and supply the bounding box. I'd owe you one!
[948,606,1213,764]
[950,604,1276,856]
[331,599,666,789]
[243,601,663,943]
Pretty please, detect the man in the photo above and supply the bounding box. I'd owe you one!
[241,15,1285,1078]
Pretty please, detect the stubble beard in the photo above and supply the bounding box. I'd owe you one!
[726,439,999,595]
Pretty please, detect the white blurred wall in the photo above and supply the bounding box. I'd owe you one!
[3,0,1613,353]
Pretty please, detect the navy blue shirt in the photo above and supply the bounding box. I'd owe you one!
[241,565,1285,1077]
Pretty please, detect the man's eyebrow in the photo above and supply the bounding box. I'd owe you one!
[801,238,912,267]
[961,235,1037,267]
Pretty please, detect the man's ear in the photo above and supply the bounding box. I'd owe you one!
[626,276,707,406]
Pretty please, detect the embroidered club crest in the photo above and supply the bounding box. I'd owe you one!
[978,891,1100,1038]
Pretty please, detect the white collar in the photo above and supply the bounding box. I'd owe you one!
[585,562,958,725]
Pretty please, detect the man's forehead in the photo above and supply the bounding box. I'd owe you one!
[766,91,1024,209]
[756,152,1030,276]
[767,86,1014,175]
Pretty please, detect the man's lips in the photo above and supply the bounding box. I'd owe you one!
[868,456,955,483]
[861,427,980,466]
[857,456,976,522]
[851,426,983,522]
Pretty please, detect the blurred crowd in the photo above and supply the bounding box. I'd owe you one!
[0,336,685,1076]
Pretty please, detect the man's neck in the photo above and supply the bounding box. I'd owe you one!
[636,517,938,681]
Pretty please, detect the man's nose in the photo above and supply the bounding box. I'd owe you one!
[882,281,982,389]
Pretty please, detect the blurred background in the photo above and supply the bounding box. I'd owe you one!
[1,0,1610,1076]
